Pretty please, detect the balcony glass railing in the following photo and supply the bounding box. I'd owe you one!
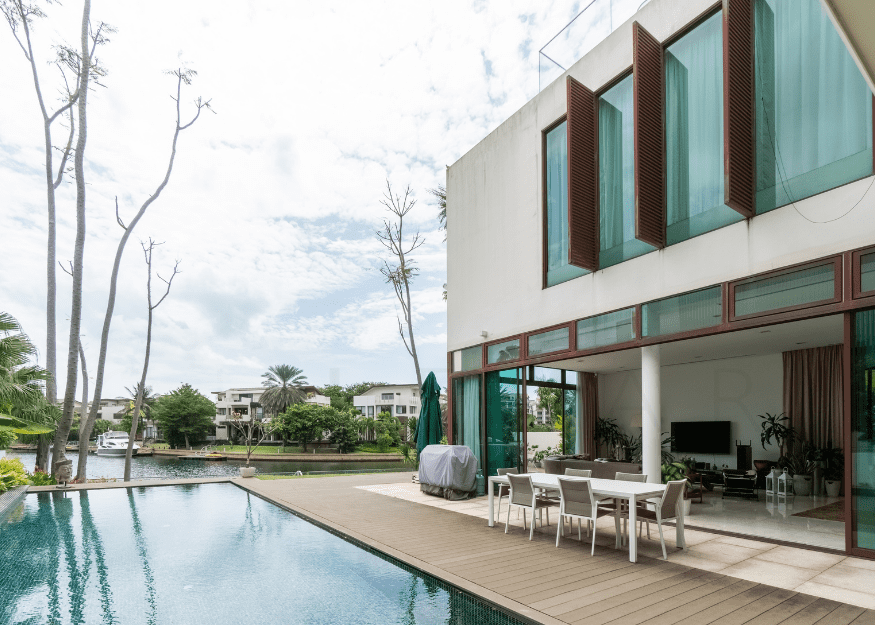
[539,0,650,92]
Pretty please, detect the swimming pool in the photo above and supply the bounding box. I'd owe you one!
[0,484,528,624]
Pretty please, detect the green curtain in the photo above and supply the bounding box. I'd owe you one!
[665,12,742,246]
[755,0,873,214]
[462,375,481,470]
[598,75,654,268]
[546,122,588,286]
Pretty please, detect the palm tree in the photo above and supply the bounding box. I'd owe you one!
[124,382,157,421]
[0,313,55,441]
[260,365,308,417]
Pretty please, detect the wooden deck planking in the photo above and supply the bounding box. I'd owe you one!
[233,474,872,625]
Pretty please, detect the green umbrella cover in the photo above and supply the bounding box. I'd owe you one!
[416,372,443,458]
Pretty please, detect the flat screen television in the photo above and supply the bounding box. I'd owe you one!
[670,421,731,455]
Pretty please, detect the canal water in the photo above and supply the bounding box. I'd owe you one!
[9,451,407,480]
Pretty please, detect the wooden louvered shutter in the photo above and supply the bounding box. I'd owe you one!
[723,0,755,218]
[633,21,665,249]
[566,76,599,271]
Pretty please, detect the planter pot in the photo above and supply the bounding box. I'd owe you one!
[532,461,542,468]
[239,466,256,478]
[824,479,841,498]
[792,474,813,496]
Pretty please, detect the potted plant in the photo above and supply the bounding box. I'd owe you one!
[661,459,694,516]
[781,440,815,496]
[820,445,844,497]
[759,412,795,460]
[529,444,559,468]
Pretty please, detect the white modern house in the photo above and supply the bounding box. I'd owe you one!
[212,386,331,439]
[446,0,874,558]
[353,384,421,420]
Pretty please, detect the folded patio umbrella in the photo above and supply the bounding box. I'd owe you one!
[416,372,443,458]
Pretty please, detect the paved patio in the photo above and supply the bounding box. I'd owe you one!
[234,472,875,624]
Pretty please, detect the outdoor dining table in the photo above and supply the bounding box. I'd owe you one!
[487,473,686,563]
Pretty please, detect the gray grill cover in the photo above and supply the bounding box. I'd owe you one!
[419,445,477,499]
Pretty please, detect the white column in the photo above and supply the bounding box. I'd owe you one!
[641,345,661,484]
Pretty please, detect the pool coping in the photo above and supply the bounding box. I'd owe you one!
[232,478,566,625]
[27,477,232,492]
[0,485,28,525]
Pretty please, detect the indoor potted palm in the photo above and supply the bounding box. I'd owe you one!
[821,445,844,498]
[661,460,694,516]
[782,440,815,496]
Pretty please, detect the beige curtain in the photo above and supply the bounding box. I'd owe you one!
[579,372,598,459]
[782,345,843,448]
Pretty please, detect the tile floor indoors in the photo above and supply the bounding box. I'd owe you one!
[357,482,875,610]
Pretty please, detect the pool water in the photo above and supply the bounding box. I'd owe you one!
[11,451,405,480]
[0,484,527,625]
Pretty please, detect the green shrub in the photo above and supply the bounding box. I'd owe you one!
[0,431,17,450]
[0,457,30,493]
[29,470,56,486]
[376,433,393,453]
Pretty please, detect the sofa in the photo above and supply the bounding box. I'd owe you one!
[543,456,643,480]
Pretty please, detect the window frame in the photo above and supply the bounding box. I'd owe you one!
[524,321,575,360]
[852,245,875,300]
[542,114,570,289]
[483,334,523,370]
[728,256,842,321]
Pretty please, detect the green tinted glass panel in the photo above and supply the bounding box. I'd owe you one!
[599,75,655,268]
[665,12,743,245]
[643,286,722,337]
[453,375,482,472]
[563,386,578,455]
[546,122,589,286]
[528,327,569,356]
[862,253,875,294]
[754,0,873,215]
[851,309,875,550]
[735,263,835,317]
[577,308,635,349]
[485,368,522,477]
[459,346,482,372]
[487,339,520,364]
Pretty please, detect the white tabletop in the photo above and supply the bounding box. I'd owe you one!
[490,473,666,499]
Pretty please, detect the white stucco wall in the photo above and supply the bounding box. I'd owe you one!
[446,0,875,352]
[598,353,785,469]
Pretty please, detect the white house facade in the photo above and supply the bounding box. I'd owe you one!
[353,384,421,420]
[212,386,331,439]
[447,0,875,558]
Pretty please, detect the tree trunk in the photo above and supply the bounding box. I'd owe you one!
[402,272,422,388]
[124,271,154,483]
[52,0,91,480]
[184,433,190,450]
[35,436,49,473]
[76,340,90,480]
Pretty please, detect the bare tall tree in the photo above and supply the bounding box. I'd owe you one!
[3,0,85,470]
[52,0,109,480]
[76,69,211,482]
[124,240,180,482]
[377,180,424,388]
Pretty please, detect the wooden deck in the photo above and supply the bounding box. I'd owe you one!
[234,473,874,625]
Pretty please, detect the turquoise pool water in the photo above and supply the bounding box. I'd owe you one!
[0,484,526,625]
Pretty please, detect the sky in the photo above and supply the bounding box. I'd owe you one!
[0,0,592,401]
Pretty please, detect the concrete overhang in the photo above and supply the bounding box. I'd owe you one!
[821,0,875,95]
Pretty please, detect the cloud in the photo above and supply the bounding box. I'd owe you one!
[1,0,586,395]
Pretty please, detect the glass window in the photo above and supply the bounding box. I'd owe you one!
[217,408,226,416]
[381,393,394,401]
[599,74,655,268]
[734,262,836,317]
[457,346,482,372]
[487,339,521,364]
[862,252,875,294]
[485,369,522,476]
[410,406,417,414]
[755,0,873,214]
[528,327,570,356]
[643,286,722,337]
[395,406,406,415]
[851,309,875,550]
[665,12,743,245]
[546,121,589,286]
[577,308,635,350]
[367,406,374,417]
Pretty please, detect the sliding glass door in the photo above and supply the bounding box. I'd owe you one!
[851,309,875,552]
[485,368,523,476]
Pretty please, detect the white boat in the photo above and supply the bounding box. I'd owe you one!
[96,431,139,457]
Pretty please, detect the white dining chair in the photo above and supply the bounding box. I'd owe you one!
[505,474,558,540]
[620,479,687,560]
[555,477,615,554]
[495,467,519,524]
